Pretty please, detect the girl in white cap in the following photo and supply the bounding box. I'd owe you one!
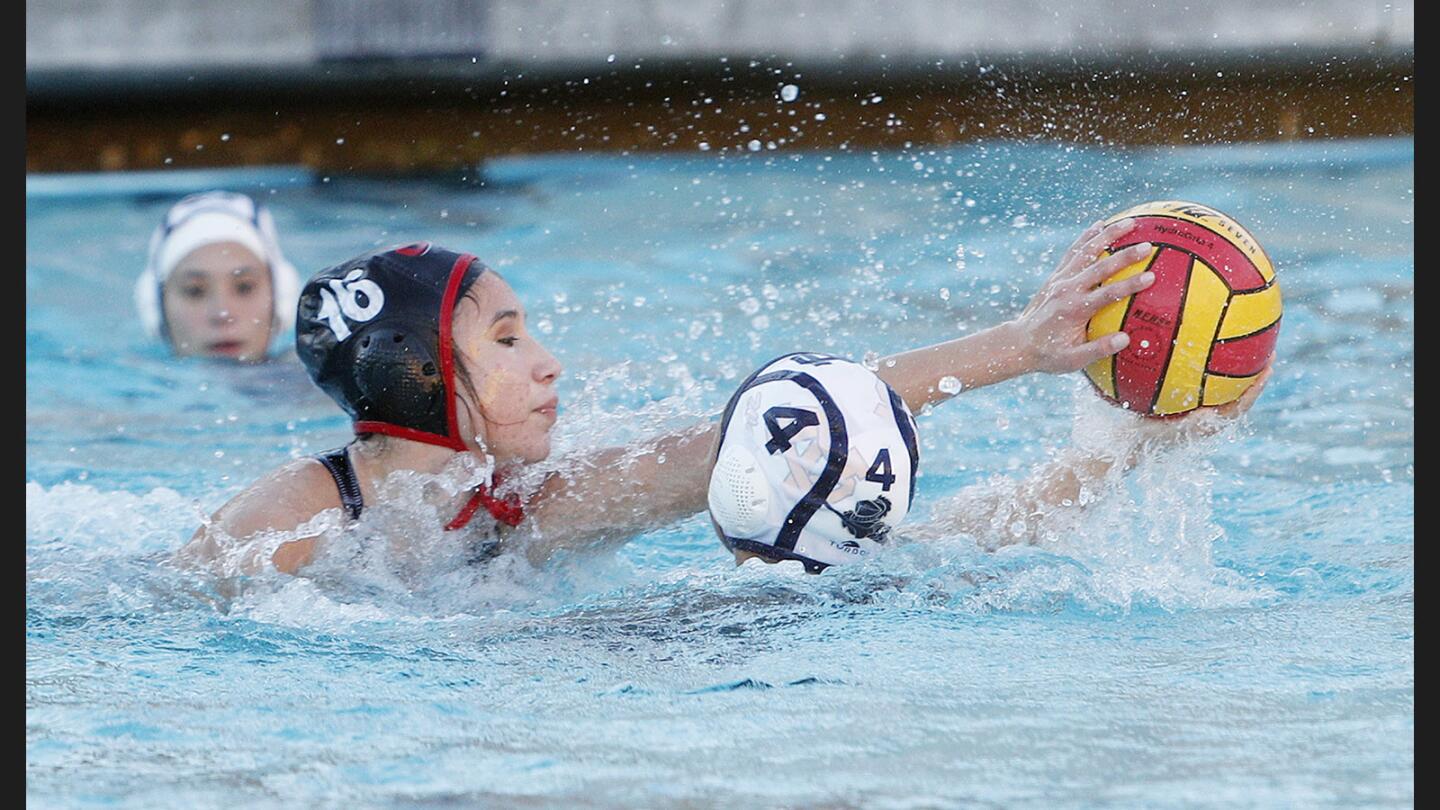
[135,191,301,362]
[177,218,1267,576]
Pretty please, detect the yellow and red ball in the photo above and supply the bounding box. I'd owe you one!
[1085,200,1281,416]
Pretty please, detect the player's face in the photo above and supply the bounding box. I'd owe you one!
[161,241,274,362]
[451,273,563,463]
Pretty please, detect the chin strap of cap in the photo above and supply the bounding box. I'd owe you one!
[444,473,526,531]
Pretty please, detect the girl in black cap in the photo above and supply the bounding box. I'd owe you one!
[176,221,1265,576]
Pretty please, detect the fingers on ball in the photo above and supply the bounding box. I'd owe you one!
[1087,270,1154,307]
[1079,242,1153,288]
[1066,219,1105,257]
[1066,220,1126,270]
[1074,331,1129,365]
[1094,219,1139,250]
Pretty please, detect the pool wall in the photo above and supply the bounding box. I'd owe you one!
[26,0,1414,173]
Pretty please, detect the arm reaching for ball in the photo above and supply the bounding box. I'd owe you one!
[877,218,1154,411]
[517,218,1159,561]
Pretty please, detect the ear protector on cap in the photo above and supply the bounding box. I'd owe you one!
[707,444,773,540]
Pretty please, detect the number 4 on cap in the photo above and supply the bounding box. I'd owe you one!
[865,449,895,491]
[763,407,819,454]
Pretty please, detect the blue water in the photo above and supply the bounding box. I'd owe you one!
[27,139,1412,807]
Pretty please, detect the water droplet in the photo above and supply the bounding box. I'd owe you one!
[862,351,880,371]
[747,139,762,151]
[938,376,963,395]
[779,84,800,102]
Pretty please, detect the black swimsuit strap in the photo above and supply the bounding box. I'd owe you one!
[314,446,364,521]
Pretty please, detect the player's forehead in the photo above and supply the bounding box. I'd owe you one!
[456,273,524,329]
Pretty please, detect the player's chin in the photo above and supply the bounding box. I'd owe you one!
[519,431,553,463]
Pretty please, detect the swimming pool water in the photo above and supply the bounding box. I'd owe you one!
[27,138,1412,806]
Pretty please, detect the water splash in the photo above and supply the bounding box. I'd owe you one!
[903,387,1276,612]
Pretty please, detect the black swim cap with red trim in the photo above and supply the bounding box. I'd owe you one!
[296,243,485,451]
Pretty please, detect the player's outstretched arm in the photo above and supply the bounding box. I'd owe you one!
[516,218,1159,562]
[878,219,1155,413]
[517,421,721,563]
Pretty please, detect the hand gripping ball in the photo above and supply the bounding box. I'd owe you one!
[1084,200,1282,416]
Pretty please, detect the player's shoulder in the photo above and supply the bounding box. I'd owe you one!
[213,456,344,540]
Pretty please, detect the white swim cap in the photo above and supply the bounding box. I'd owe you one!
[134,191,301,351]
[708,352,920,572]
